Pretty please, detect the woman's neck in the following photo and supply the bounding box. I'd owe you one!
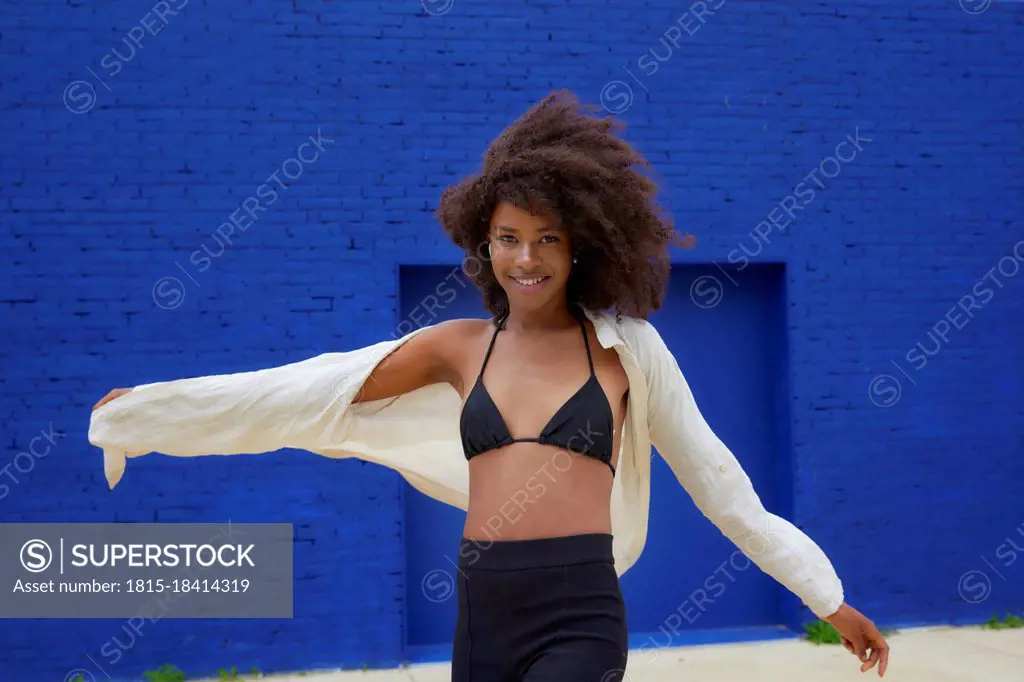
[502,301,580,333]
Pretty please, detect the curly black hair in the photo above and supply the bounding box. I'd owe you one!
[435,89,693,321]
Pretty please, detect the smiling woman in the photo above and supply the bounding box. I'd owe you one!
[435,90,694,322]
[90,90,889,681]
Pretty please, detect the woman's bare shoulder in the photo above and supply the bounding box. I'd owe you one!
[400,316,494,371]
[410,317,493,393]
[439,316,494,332]
[356,317,493,403]
[424,317,493,346]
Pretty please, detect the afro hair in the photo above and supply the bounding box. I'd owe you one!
[435,89,693,321]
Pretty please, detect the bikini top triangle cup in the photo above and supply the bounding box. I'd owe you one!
[459,306,617,475]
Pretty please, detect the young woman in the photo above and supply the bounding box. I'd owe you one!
[91,91,889,681]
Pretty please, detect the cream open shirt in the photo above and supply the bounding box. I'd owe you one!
[88,307,845,619]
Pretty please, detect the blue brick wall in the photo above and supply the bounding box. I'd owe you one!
[2,0,1022,679]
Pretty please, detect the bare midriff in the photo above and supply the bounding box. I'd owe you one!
[461,429,623,542]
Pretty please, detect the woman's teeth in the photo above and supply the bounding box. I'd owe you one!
[512,276,548,287]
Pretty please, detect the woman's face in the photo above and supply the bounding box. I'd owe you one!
[487,200,573,313]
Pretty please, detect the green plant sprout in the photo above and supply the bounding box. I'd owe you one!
[142,664,186,682]
[982,612,1024,629]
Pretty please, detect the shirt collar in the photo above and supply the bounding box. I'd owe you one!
[580,306,627,352]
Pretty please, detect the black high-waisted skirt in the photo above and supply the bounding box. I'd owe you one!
[451,533,629,682]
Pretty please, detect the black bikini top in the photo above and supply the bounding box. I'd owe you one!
[459,306,617,475]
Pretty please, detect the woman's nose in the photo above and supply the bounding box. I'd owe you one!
[515,242,536,265]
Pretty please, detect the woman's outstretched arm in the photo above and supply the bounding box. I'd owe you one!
[93,319,471,410]
[89,319,475,484]
[634,318,889,675]
[632,319,846,617]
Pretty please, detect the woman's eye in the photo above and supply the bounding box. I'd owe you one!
[540,236,559,244]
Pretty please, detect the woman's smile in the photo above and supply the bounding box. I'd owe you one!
[510,274,551,291]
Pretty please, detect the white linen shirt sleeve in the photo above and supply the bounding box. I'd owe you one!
[87,336,409,489]
[632,318,845,620]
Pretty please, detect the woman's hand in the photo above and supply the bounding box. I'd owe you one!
[826,603,890,676]
[93,388,134,410]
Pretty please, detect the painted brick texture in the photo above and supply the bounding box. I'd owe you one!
[1,0,1022,679]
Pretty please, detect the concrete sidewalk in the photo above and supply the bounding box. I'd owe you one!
[195,625,1022,682]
